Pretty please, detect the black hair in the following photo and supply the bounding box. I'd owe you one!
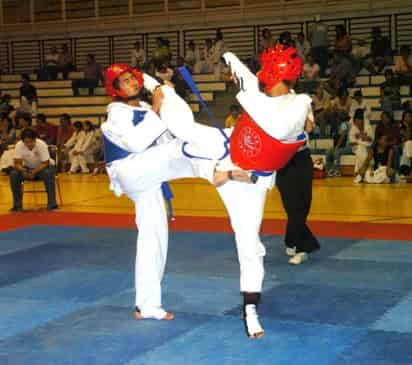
[230,104,240,112]
[21,127,37,140]
[21,74,30,82]
[84,120,94,130]
[353,108,364,120]
[61,113,71,121]
[73,121,83,130]
[36,113,47,123]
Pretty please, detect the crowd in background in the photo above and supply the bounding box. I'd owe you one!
[0,22,411,184]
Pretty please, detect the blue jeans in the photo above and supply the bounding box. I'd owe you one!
[326,146,353,172]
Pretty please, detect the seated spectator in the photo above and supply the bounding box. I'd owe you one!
[0,114,16,157]
[224,104,241,128]
[72,54,104,97]
[352,38,370,74]
[312,85,331,137]
[57,43,75,80]
[364,135,395,183]
[380,69,401,114]
[325,113,352,176]
[295,32,311,62]
[35,113,57,145]
[349,109,374,183]
[350,89,372,120]
[17,74,38,117]
[0,94,14,117]
[9,128,58,212]
[365,27,392,74]
[38,46,59,81]
[56,114,74,172]
[155,63,174,82]
[400,111,412,178]
[330,88,352,137]
[63,121,83,171]
[131,41,146,69]
[14,114,32,141]
[185,41,201,73]
[334,25,352,57]
[196,39,214,74]
[299,54,320,94]
[375,111,401,146]
[67,120,97,174]
[326,52,355,96]
[394,45,412,96]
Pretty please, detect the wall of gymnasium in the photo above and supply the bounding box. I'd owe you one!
[0,0,411,73]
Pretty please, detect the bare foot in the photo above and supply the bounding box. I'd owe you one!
[134,310,175,321]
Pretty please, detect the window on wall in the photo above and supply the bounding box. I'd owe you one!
[66,0,95,20]
[99,0,129,17]
[168,0,201,11]
[133,0,164,14]
[34,0,62,22]
[3,0,31,24]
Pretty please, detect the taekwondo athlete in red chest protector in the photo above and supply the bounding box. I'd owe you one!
[154,44,312,338]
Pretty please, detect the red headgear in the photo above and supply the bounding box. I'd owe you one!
[104,63,144,98]
[258,45,303,93]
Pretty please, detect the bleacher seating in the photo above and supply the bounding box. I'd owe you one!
[0,72,226,125]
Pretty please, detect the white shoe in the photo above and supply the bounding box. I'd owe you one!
[286,246,296,257]
[353,174,363,184]
[288,252,308,265]
[244,304,264,339]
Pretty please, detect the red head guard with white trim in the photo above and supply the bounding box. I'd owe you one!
[258,45,303,93]
[104,63,144,98]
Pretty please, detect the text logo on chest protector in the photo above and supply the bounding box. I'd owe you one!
[239,126,262,157]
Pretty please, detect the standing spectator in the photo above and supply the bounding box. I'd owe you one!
[295,32,311,62]
[131,41,146,69]
[224,104,241,128]
[380,69,401,114]
[365,27,392,74]
[312,85,331,136]
[185,41,201,73]
[35,113,57,145]
[261,28,274,51]
[334,25,352,57]
[349,109,374,183]
[394,45,412,97]
[350,89,372,120]
[9,128,58,212]
[17,74,38,117]
[38,46,59,81]
[212,29,226,79]
[72,54,104,97]
[309,16,329,76]
[57,44,74,80]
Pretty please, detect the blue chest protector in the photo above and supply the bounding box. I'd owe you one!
[103,109,174,215]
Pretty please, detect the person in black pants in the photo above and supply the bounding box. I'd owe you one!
[276,144,320,264]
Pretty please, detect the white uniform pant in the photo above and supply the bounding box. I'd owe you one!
[364,166,390,184]
[353,144,370,174]
[69,149,94,173]
[160,84,270,293]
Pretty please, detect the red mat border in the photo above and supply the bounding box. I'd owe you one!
[1,211,412,241]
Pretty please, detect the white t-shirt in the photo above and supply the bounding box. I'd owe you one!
[14,139,50,169]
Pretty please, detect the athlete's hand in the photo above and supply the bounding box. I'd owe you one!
[151,86,164,114]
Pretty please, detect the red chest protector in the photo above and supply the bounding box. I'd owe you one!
[230,112,305,171]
